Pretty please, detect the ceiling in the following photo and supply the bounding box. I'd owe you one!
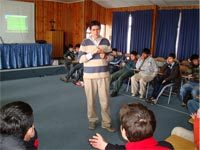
[52,0,199,8]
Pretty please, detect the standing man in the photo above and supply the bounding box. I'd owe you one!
[78,20,115,132]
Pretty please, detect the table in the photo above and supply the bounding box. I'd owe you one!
[0,43,52,69]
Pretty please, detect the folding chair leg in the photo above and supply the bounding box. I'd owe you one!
[168,86,173,104]
[145,82,149,99]
[126,78,131,92]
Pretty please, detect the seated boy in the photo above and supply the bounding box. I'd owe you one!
[146,53,180,104]
[89,103,173,150]
[110,51,138,97]
[0,101,39,150]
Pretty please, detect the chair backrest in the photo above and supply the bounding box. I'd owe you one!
[154,57,166,67]
[180,65,190,75]
[181,60,190,67]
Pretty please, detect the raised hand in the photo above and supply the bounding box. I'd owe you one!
[89,133,108,150]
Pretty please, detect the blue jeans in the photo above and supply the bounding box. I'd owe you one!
[180,81,199,102]
[187,98,200,114]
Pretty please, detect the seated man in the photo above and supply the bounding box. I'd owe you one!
[109,48,123,74]
[146,53,180,104]
[89,103,173,150]
[64,44,76,72]
[131,48,158,98]
[180,54,199,106]
[60,63,83,83]
[110,51,138,97]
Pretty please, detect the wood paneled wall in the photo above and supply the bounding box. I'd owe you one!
[13,0,200,51]
[84,0,106,31]
[35,0,84,47]
[35,0,106,46]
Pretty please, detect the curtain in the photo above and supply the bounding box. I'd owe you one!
[177,9,199,60]
[155,10,180,58]
[130,10,152,54]
[111,12,129,53]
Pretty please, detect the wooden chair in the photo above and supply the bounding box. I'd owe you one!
[165,135,195,150]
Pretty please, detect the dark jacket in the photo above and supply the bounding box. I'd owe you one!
[160,61,180,83]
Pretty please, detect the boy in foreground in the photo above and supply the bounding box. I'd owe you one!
[89,103,173,150]
[0,101,39,149]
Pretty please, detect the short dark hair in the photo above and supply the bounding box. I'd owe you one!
[0,135,26,150]
[112,48,118,52]
[142,48,151,54]
[168,53,176,59]
[190,54,199,61]
[68,44,73,48]
[120,103,156,142]
[75,44,80,48]
[89,20,101,30]
[130,51,138,56]
[0,101,34,139]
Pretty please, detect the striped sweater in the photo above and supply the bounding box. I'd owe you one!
[78,36,112,79]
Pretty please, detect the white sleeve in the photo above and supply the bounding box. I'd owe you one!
[86,53,93,60]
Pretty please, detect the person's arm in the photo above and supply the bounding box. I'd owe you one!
[78,41,99,63]
[89,133,125,150]
[135,58,144,70]
[89,133,108,150]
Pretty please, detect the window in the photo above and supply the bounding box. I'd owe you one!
[175,12,182,57]
[127,14,132,54]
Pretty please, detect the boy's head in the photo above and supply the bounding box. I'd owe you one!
[190,54,199,66]
[0,101,35,141]
[141,48,151,59]
[167,53,176,64]
[112,48,118,56]
[130,51,138,61]
[75,44,80,52]
[119,103,156,142]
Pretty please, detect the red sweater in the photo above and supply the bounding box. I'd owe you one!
[125,137,169,150]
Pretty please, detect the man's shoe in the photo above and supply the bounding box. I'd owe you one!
[110,91,118,97]
[88,122,96,130]
[150,99,156,105]
[181,102,186,107]
[101,126,116,132]
[146,99,152,103]
[60,77,68,82]
[139,95,144,99]
[131,93,136,97]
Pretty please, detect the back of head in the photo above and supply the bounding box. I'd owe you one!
[89,20,101,30]
[0,101,34,139]
[120,103,156,142]
[142,48,150,55]
[0,135,26,150]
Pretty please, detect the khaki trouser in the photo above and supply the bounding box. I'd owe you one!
[131,72,155,96]
[84,77,111,127]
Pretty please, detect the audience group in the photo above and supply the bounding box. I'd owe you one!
[1,20,199,149]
